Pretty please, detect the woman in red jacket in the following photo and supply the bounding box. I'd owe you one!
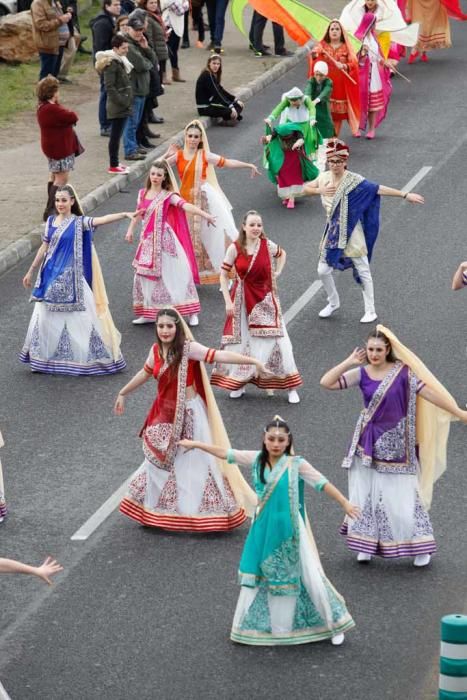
[36,75,81,220]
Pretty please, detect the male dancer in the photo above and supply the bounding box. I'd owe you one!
[304,139,424,323]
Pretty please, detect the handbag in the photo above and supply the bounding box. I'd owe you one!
[73,129,85,157]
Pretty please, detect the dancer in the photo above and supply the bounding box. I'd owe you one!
[163,120,259,284]
[262,123,319,208]
[0,430,6,523]
[406,0,467,63]
[126,160,212,327]
[0,556,63,584]
[308,19,361,138]
[304,61,335,171]
[354,11,392,139]
[303,139,424,324]
[265,87,319,160]
[210,210,303,404]
[179,416,358,645]
[116,306,269,532]
[320,326,467,566]
[21,185,131,375]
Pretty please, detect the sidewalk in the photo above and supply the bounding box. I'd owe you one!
[0,0,344,271]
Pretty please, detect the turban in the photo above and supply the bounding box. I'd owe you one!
[313,61,329,76]
[326,138,350,159]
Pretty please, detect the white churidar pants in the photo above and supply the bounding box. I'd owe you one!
[317,255,375,314]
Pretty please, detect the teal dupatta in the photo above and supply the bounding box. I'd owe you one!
[237,454,305,596]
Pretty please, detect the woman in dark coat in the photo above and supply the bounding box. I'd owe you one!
[36,75,80,219]
[96,34,134,174]
[195,54,244,125]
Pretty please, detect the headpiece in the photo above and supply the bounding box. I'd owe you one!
[313,61,329,76]
[283,86,304,100]
[326,138,350,160]
[127,11,145,29]
[264,415,290,435]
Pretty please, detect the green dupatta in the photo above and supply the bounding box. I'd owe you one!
[237,454,305,596]
[263,123,319,186]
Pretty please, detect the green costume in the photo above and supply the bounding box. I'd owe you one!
[267,95,320,156]
[304,77,335,139]
[263,123,319,188]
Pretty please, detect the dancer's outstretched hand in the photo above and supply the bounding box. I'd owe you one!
[343,501,361,520]
[35,556,64,585]
[114,394,125,415]
[406,192,424,205]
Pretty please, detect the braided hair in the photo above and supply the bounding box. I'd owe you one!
[258,417,293,484]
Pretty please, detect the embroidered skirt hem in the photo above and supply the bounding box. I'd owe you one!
[120,498,246,531]
[0,499,6,520]
[19,351,126,376]
[133,301,201,319]
[231,617,355,646]
[211,372,303,391]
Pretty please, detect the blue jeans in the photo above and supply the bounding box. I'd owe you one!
[123,96,145,156]
[99,73,110,131]
[206,0,229,46]
[39,48,64,80]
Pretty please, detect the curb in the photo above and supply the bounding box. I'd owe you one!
[0,43,311,277]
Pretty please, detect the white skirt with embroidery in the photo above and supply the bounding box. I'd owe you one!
[119,395,247,531]
[210,301,302,392]
[132,224,200,320]
[231,515,355,645]
[340,456,436,558]
[19,281,126,376]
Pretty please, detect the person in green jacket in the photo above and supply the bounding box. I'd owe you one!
[265,86,319,161]
[304,61,335,172]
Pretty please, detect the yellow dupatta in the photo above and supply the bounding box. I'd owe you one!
[377,325,458,509]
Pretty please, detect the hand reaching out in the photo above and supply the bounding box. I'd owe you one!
[114,394,125,415]
[405,192,424,205]
[34,556,64,585]
[343,501,361,520]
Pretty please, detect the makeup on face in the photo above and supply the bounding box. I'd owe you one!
[157,318,177,342]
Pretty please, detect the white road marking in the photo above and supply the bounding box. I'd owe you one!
[400,166,432,194]
[0,681,12,700]
[71,166,433,541]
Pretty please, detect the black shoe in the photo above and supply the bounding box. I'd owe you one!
[213,46,224,54]
[206,41,214,50]
[137,146,151,154]
[148,114,164,124]
[275,49,294,57]
[143,128,161,138]
[78,46,92,55]
[181,40,190,48]
[140,137,158,148]
[125,152,146,161]
[254,49,271,57]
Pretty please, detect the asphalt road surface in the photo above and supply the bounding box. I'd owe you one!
[1,26,467,700]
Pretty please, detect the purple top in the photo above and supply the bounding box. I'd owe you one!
[340,362,425,474]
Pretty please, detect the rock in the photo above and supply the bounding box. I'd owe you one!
[0,11,37,63]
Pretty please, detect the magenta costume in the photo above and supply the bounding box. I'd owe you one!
[338,361,437,559]
[355,12,392,130]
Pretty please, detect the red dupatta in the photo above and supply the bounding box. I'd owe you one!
[222,238,284,345]
[141,341,206,471]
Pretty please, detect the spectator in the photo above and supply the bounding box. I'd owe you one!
[123,13,156,160]
[160,0,189,82]
[181,7,189,48]
[120,0,135,12]
[58,1,81,84]
[248,11,293,57]
[205,0,228,53]
[135,0,167,121]
[195,54,243,125]
[91,0,122,136]
[36,76,81,218]
[95,34,133,174]
[191,0,206,48]
[116,14,130,32]
[31,0,72,80]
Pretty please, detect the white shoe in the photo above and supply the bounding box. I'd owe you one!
[229,388,245,399]
[266,389,275,397]
[413,554,431,567]
[319,303,340,318]
[188,314,199,327]
[288,390,300,404]
[357,552,372,563]
[132,317,153,325]
[360,311,378,324]
[331,633,345,646]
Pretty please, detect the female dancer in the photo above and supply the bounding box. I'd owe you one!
[210,210,302,404]
[125,159,213,327]
[262,123,319,208]
[406,0,467,63]
[116,306,270,532]
[308,19,361,137]
[163,120,259,285]
[179,416,358,646]
[320,326,467,566]
[21,185,131,375]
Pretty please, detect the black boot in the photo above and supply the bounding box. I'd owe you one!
[43,183,58,222]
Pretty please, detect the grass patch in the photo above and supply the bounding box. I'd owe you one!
[0,0,100,125]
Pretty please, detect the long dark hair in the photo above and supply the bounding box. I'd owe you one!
[237,210,265,254]
[258,418,293,484]
[323,19,343,44]
[144,160,174,196]
[155,307,186,374]
[366,328,396,362]
[55,185,83,215]
[203,54,222,83]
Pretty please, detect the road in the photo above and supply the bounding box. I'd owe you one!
[1,27,467,700]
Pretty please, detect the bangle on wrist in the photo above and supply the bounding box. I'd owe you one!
[402,192,408,199]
